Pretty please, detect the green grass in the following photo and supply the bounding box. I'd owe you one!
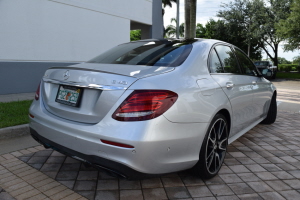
[277,72,300,79]
[0,100,33,128]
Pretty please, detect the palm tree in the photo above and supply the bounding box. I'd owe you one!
[162,0,177,37]
[162,0,177,15]
[165,18,185,38]
[190,0,197,38]
[184,0,197,38]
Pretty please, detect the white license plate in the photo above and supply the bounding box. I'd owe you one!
[55,85,83,107]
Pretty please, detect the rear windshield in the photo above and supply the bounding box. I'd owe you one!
[88,40,194,67]
[254,61,268,66]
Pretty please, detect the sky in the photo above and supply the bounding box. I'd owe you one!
[163,0,300,61]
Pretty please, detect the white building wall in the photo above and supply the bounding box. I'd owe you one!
[0,0,152,62]
[50,0,152,25]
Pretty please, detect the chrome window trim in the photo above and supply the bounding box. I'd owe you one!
[233,47,260,77]
[208,43,244,75]
[43,78,127,90]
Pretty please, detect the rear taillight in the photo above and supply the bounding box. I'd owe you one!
[112,90,178,121]
[35,83,41,100]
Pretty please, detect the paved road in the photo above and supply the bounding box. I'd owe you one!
[0,134,39,155]
[1,111,300,199]
[272,80,300,113]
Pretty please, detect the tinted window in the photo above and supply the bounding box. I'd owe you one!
[88,40,194,67]
[254,61,268,66]
[209,48,224,73]
[215,46,240,74]
[235,48,258,76]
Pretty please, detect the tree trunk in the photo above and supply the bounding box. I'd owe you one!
[162,9,165,37]
[274,43,278,67]
[176,0,180,38]
[190,0,197,38]
[184,0,191,39]
[248,41,250,57]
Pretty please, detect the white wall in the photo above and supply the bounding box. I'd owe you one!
[49,0,152,25]
[0,0,152,62]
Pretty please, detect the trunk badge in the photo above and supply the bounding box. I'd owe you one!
[112,80,128,85]
[63,70,70,80]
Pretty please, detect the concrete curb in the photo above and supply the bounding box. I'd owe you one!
[0,124,29,140]
[272,78,300,82]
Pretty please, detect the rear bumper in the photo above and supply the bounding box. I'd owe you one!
[29,97,208,177]
[30,128,153,179]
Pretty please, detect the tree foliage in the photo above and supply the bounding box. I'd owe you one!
[165,18,184,38]
[277,57,292,64]
[195,23,206,38]
[162,0,177,15]
[130,30,141,41]
[162,0,177,37]
[196,19,262,60]
[292,56,300,65]
[164,17,262,59]
[277,0,300,51]
[217,0,292,66]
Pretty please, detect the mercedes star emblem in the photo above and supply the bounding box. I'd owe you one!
[63,70,70,80]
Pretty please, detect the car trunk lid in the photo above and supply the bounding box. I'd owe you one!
[41,63,174,123]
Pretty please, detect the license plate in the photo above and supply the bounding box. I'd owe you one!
[55,85,83,107]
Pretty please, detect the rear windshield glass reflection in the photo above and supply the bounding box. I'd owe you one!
[88,40,194,67]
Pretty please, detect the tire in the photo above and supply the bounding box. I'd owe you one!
[192,113,228,179]
[272,72,277,79]
[260,93,277,124]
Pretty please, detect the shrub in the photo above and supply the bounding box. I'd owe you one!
[285,65,292,72]
[278,64,298,72]
[278,65,284,72]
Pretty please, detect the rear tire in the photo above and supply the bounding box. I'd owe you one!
[260,93,277,124]
[272,72,277,79]
[192,114,228,179]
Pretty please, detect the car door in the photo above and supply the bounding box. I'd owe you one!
[209,45,255,136]
[233,47,271,120]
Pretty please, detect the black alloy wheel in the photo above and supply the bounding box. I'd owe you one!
[205,117,228,174]
[192,114,228,179]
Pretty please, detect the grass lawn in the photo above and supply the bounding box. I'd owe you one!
[0,100,33,128]
[277,72,300,79]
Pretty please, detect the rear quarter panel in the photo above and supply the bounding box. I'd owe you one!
[128,41,232,124]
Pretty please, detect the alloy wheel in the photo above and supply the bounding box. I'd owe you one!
[205,118,228,174]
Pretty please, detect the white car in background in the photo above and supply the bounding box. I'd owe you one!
[29,39,277,179]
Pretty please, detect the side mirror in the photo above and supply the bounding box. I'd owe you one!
[261,69,272,78]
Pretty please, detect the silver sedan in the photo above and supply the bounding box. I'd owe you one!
[29,39,277,179]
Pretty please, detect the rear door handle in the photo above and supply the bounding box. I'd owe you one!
[252,81,257,85]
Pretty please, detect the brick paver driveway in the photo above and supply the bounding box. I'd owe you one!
[1,111,299,200]
[1,85,300,200]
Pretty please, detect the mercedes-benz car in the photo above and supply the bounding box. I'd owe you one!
[29,39,277,179]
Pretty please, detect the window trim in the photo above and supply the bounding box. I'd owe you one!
[208,43,242,74]
[233,47,260,77]
[208,47,223,73]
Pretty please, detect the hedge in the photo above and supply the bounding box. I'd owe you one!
[278,64,300,72]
